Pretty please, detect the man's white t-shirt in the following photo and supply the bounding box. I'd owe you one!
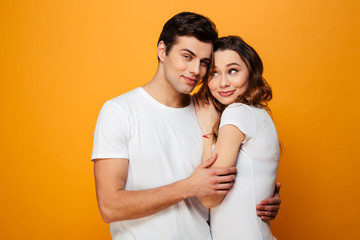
[210,103,279,240]
[92,87,211,240]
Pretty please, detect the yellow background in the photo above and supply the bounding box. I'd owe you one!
[1,0,359,239]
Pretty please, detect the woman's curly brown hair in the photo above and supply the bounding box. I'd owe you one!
[194,36,273,141]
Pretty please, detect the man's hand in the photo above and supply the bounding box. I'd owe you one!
[256,182,281,221]
[185,154,237,198]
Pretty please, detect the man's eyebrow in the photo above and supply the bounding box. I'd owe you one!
[180,48,197,57]
[180,48,211,62]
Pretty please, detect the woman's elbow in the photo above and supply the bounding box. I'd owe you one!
[201,198,221,208]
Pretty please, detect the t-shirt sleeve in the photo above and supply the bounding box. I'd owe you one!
[91,100,130,160]
[219,104,256,143]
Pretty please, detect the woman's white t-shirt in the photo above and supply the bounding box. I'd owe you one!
[210,103,279,240]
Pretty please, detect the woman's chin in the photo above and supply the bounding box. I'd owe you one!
[217,99,234,106]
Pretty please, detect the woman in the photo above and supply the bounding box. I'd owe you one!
[194,36,280,240]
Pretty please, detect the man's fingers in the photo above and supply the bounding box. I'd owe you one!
[274,182,281,194]
[256,204,280,212]
[214,182,234,190]
[256,210,277,217]
[215,174,236,184]
[200,154,218,168]
[259,195,281,205]
[260,216,275,221]
[212,166,237,176]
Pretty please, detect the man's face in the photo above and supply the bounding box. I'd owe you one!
[159,36,213,94]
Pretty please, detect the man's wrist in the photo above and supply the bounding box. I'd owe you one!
[176,177,192,199]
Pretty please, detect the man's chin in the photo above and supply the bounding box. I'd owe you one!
[182,89,196,95]
[177,86,196,95]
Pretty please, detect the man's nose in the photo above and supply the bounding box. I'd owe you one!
[189,61,200,75]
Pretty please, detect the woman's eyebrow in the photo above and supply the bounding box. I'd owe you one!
[226,63,241,67]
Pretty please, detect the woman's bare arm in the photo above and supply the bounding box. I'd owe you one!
[200,124,245,208]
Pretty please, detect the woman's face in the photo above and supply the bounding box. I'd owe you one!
[208,49,249,105]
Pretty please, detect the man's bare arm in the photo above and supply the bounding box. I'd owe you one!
[94,156,236,223]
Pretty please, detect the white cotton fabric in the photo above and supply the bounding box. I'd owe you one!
[92,87,211,240]
[210,103,279,240]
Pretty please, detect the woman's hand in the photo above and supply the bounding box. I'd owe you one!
[194,97,220,134]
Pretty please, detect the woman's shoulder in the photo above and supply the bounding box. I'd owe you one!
[222,103,268,125]
[220,103,258,139]
[222,103,252,121]
[223,103,254,114]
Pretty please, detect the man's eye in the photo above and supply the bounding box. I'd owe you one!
[184,55,191,60]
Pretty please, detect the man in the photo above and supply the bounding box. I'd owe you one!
[92,12,281,239]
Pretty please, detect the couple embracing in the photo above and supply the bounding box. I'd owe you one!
[92,12,281,240]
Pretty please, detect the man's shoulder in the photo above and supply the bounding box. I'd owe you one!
[110,87,143,104]
[100,87,144,115]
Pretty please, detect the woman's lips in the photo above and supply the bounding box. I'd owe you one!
[218,90,235,97]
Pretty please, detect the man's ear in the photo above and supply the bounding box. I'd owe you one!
[157,41,166,62]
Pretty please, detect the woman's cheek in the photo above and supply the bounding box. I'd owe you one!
[208,79,217,92]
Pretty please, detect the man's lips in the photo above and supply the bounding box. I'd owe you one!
[182,76,198,85]
[218,90,236,97]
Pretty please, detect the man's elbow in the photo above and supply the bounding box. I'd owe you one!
[101,214,113,224]
[98,202,126,223]
[99,205,116,223]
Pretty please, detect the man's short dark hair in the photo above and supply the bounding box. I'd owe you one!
[158,12,218,55]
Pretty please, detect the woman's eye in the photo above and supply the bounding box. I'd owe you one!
[229,69,238,74]
[213,71,219,76]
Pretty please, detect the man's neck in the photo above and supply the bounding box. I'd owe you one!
[143,71,191,108]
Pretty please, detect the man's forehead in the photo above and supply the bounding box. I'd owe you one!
[172,36,213,58]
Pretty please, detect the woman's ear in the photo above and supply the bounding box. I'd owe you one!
[157,41,166,62]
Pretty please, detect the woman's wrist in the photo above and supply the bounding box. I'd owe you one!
[202,132,213,139]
